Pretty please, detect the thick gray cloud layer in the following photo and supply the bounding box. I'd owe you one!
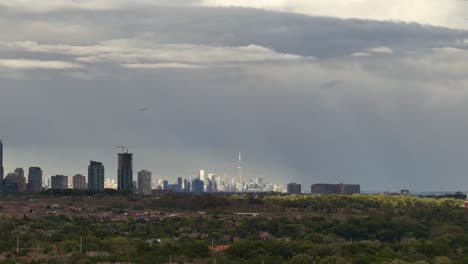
[1,2,468,191]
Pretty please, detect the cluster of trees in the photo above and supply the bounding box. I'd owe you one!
[0,194,466,263]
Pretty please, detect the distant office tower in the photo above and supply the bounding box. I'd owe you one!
[0,140,3,181]
[183,179,189,192]
[185,180,191,192]
[311,184,360,195]
[206,180,213,193]
[14,168,24,178]
[192,178,204,193]
[88,161,104,192]
[198,170,205,182]
[73,174,86,190]
[4,172,26,192]
[51,175,68,190]
[287,183,302,195]
[137,170,152,195]
[216,176,224,191]
[177,177,183,192]
[162,180,169,190]
[207,173,215,191]
[28,167,43,192]
[117,152,133,192]
[207,173,215,181]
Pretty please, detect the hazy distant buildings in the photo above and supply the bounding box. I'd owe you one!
[138,170,152,195]
[105,178,117,189]
[14,168,24,178]
[192,178,204,193]
[311,183,360,195]
[51,175,68,190]
[4,172,26,192]
[73,174,86,190]
[117,152,133,192]
[183,179,190,192]
[88,161,104,192]
[3,174,20,192]
[28,167,43,192]
[287,183,302,195]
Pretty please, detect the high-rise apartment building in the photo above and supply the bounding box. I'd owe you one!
[88,161,104,192]
[287,183,302,195]
[51,175,68,190]
[28,167,43,192]
[138,170,152,195]
[73,174,86,190]
[117,152,133,192]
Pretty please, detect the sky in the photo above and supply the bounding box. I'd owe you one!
[2,0,468,192]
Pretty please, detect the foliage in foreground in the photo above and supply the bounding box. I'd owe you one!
[0,194,466,263]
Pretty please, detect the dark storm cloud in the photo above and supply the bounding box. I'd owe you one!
[2,7,468,56]
[2,5,468,191]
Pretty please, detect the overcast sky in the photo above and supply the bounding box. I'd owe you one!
[2,0,468,192]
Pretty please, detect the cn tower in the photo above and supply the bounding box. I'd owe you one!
[238,152,242,186]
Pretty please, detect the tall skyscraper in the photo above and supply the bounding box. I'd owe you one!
[198,169,205,182]
[192,178,204,193]
[0,140,4,181]
[88,161,104,192]
[137,170,152,195]
[183,179,189,192]
[51,175,68,190]
[176,177,183,192]
[28,167,43,192]
[117,152,133,192]
[73,174,86,190]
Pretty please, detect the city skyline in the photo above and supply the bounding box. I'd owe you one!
[0,139,289,192]
[0,137,465,193]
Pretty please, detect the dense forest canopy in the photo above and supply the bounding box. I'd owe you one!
[0,194,465,264]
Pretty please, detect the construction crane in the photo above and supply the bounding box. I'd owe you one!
[116,145,130,153]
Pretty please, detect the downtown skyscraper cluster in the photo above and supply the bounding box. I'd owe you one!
[0,140,285,194]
